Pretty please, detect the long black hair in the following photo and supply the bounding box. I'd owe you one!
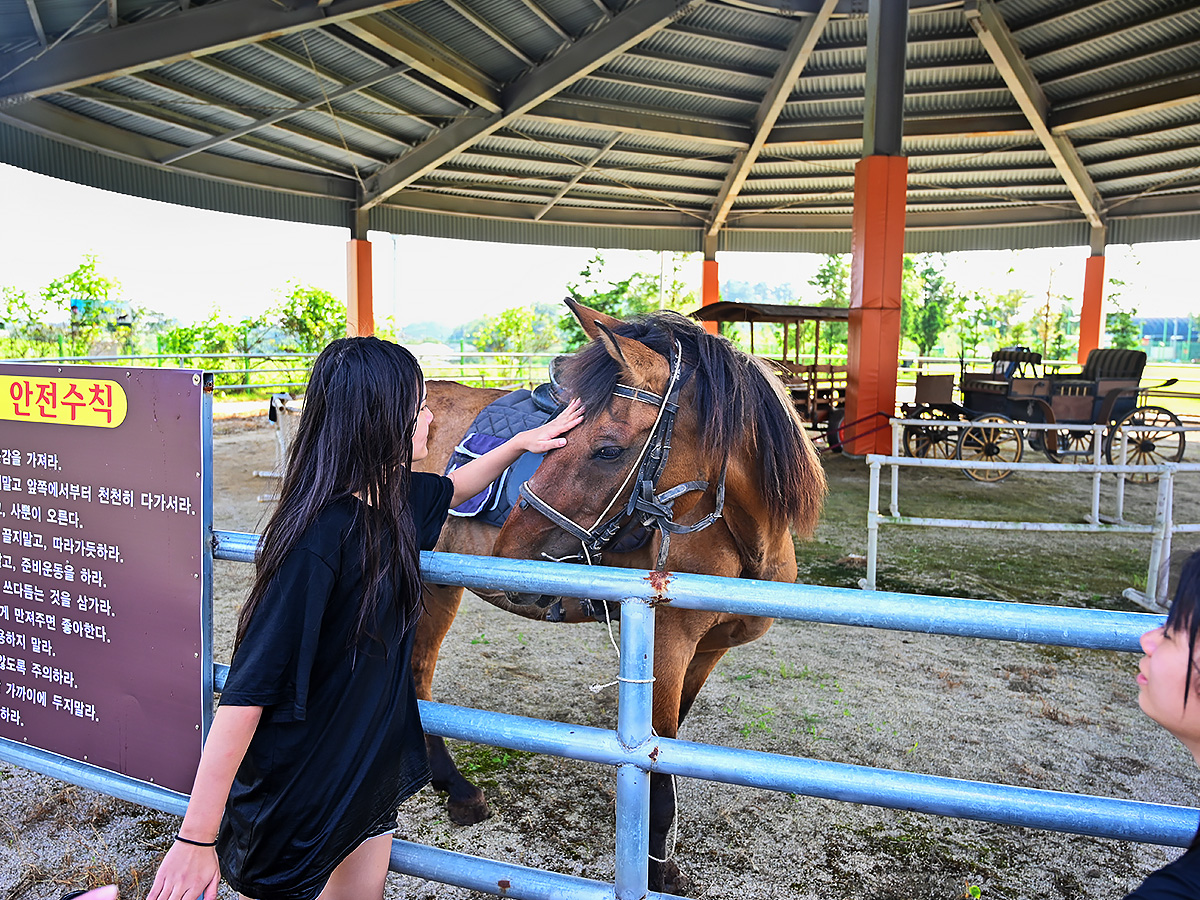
[236,337,425,649]
[1165,550,1200,709]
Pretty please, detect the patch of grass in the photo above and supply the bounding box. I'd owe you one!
[451,742,533,777]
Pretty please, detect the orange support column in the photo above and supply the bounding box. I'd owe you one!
[1077,254,1105,363]
[346,238,375,337]
[844,155,908,456]
[701,255,719,335]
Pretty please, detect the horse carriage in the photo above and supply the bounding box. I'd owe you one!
[900,346,1184,482]
[690,301,850,444]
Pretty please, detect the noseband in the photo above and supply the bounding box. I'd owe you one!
[518,340,727,571]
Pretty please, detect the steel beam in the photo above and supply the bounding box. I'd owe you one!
[534,134,619,219]
[133,71,387,167]
[518,0,572,43]
[72,83,361,176]
[528,96,750,147]
[159,64,411,165]
[443,0,535,67]
[252,38,441,135]
[1051,71,1200,133]
[23,0,46,48]
[964,0,1104,228]
[0,99,357,198]
[707,0,835,237]
[336,15,501,112]
[0,0,426,101]
[360,0,706,209]
[194,55,402,146]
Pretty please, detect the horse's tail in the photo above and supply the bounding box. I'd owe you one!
[743,354,827,538]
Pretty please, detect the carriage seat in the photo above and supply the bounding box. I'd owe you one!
[960,348,1043,395]
[1051,348,1146,395]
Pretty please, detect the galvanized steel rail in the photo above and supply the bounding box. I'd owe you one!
[2,533,1193,900]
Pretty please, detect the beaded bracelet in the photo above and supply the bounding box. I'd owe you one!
[175,834,218,848]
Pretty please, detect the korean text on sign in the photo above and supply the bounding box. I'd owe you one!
[0,376,128,428]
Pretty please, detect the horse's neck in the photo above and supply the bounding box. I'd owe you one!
[717,454,799,583]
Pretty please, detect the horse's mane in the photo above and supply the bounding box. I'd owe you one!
[561,311,826,535]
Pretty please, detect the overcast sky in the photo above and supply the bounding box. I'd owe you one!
[1,162,1196,328]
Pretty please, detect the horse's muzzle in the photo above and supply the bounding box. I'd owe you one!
[505,591,560,609]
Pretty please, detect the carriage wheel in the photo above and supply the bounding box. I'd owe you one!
[1043,427,1096,464]
[1104,406,1185,484]
[956,414,1024,483]
[902,407,959,459]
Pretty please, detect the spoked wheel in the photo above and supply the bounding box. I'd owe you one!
[902,407,959,459]
[825,409,846,454]
[1104,405,1185,484]
[956,414,1024,483]
[1043,426,1097,464]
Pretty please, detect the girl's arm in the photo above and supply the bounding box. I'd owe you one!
[448,398,583,507]
[146,703,263,900]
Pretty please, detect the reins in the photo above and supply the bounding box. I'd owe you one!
[518,339,727,571]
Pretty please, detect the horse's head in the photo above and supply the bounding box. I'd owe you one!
[494,299,826,608]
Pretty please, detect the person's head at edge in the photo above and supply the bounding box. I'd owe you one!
[1140,551,1200,763]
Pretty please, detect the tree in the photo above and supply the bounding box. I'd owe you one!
[559,252,697,349]
[903,255,957,358]
[951,291,991,361]
[271,283,346,353]
[472,305,559,354]
[40,255,126,356]
[719,280,801,357]
[1105,299,1141,350]
[987,289,1029,347]
[807,254,850,356]
[159,310,271,386]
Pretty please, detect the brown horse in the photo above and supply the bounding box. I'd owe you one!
[413,300,826,892]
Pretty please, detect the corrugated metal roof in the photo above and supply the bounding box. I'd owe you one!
[2,0,1200,252]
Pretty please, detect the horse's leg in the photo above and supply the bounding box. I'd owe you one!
[413,582,491,825]
[647,615,776,894]
[645,615,709,896]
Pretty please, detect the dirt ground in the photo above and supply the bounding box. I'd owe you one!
[3,405,1200,900]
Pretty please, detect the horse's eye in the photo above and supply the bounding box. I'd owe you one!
[593,446,625,461]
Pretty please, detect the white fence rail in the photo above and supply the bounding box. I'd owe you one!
[864,419,1200,608]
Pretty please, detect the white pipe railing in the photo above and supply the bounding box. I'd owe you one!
[866,419,1200,608]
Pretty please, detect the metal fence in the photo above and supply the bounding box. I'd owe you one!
[0,351,561,395]
[866,419,1200,606]
[4,536,1195,900]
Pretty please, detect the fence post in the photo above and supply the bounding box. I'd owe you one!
[1116,427,1128,523]
[1089,423,1104,525]
[614,596,654,900]
[866,460,880,591]
[1145,472,1173,607]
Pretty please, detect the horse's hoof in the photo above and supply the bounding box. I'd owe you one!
[651,859,694,896]
[447,790,491,825]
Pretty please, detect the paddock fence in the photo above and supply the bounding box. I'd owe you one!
[1,537,1196,900]
[865,419,1200,607]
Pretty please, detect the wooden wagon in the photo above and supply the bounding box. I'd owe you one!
[901,347,1183,482]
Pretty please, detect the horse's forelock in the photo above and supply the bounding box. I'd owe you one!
[561,312,824,530]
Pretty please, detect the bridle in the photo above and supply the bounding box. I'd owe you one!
[517,339,727,571]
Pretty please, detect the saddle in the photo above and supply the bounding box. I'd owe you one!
[444,384,560,528]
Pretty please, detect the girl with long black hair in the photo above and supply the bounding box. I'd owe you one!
[147,336,582,900]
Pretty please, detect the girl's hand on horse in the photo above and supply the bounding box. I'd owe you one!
[521,398,584,452]
[145,841,220,900]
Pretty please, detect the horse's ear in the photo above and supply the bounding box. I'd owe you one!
[594,322,671,391]
[565,296,624,341]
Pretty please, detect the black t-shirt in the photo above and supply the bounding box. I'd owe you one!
[216,474,453,900]
[1125,845,1200,899]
